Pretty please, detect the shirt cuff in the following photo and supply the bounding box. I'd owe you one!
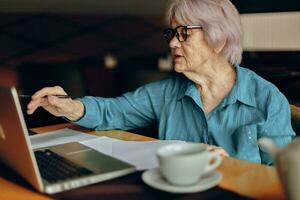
[70,97,100,129]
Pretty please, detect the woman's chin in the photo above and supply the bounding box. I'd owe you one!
[174,65,185,73]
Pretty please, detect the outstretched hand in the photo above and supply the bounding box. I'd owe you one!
[27,86,84,121]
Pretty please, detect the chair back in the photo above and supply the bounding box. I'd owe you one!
[291,104,300,135]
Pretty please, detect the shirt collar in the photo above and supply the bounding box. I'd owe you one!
[177,78,203,107]
[221,65,257,107]
[177,65,257,108]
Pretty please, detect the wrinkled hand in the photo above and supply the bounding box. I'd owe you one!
[201,143,229,157]
[26,86,84,121]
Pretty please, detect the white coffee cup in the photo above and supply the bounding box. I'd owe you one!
[157,143,222,186]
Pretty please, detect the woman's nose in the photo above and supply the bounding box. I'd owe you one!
[169,36,181,49]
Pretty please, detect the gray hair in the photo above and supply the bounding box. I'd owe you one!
[166,0,243,65]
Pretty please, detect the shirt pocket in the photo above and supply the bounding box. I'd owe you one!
[232,124,261,163]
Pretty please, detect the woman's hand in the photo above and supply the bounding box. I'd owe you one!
[201,143,229,157]
[26,86,84,121]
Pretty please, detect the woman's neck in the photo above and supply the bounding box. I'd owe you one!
[183,56,236,113]
[185,57,235,93]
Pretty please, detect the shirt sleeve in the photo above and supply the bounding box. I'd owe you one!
[72,79,170,131]
[258,89,296,165]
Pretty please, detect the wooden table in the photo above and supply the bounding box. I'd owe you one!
[0,123,285,200]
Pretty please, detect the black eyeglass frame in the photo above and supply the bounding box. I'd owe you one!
[163,25,203,42]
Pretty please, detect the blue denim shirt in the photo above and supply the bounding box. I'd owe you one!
[75,65,295,165]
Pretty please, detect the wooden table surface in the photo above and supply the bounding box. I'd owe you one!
[0,123,285,200]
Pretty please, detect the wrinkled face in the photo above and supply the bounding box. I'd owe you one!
[169,20,215,74]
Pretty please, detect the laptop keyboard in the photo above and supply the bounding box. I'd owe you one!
[34,149,93,183]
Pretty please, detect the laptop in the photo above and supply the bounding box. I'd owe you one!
[0,86,135,194]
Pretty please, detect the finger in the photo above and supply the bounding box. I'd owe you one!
[27,97,46,110]
[204,145,218,151]
[209,148,229,157]
[27,107,35,115]
[200,143,229,157]
[206,146,219,151]
[32,86,66,99]
[27,98,49,114]
[27,98,42,114]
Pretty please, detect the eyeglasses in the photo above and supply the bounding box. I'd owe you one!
[163,25,203,42]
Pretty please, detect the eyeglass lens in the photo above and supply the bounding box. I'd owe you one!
[163,26,187,42]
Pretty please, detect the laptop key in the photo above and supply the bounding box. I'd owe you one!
[34,149,93,183]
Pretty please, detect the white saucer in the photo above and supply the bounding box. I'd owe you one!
[142,168,222,193]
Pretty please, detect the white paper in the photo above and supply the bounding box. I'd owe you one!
[30,128,98,149]
[30,128,185,170]
[80,137,185,170]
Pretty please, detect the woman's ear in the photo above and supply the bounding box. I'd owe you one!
[214,39,226,53]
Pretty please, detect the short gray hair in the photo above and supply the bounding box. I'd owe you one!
[166,0,243,65]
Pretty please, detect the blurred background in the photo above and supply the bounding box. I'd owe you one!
[0,0,299,135]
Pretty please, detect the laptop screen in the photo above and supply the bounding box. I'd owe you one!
[0,86,43,191]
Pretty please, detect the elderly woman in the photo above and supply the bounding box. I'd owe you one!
[27,0,295,165]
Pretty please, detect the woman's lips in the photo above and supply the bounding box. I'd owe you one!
[174,55,183,61]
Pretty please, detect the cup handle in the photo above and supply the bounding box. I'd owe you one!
[203,153,222,176]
